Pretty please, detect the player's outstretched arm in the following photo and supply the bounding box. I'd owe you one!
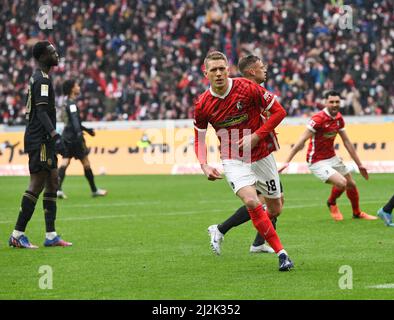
[194,126,222,181]
[239,100,286,151]
[339,130,369,180]
[278,129,313,172]
[200,164,223,181]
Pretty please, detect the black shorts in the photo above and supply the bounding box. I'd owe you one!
[63,139,89,160]
[28,144,58,174]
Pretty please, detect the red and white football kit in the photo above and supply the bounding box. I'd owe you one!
[194,77,286,197]
[306,108,351,182]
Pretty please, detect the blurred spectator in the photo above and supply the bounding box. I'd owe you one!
[0,0,393,125]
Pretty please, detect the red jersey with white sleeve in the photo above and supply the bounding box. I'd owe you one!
[194,77,286,163]
[306,108,345,164]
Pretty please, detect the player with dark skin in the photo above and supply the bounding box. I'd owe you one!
[9,41,71,248]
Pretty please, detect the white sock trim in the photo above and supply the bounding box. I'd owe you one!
[46,232,57,240]
[12,230,24,239]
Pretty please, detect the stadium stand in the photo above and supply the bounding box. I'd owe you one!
[0,0,393,125]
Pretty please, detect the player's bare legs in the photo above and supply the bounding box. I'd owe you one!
[236,185,293,271]
[344,173,377,220]
[236,186,284,253]
[250,195,282,253]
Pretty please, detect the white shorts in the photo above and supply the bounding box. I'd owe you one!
[222,153,281,199]
[308,156,351,182]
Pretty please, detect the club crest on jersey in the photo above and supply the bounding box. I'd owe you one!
[337,121,340,127]
[236,101,243,111]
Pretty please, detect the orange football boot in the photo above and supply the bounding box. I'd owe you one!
[327,202,344,221]
[353,212,378,220]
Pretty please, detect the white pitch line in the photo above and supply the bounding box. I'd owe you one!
[366,284,394,289]
[0,200,385,224]
[0,198,386,211]
[0,208,225,224]
[0,201,381,224]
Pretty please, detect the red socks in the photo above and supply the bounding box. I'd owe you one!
[247,204,283,253]
[346,187,361,215]
[328,186,344,205]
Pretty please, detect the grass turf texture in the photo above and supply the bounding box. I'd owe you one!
[0,173,393,300]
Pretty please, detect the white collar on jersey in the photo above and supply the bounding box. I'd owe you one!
[323,107,336,119]
[209,78,233,99]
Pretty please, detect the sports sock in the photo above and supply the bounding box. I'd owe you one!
[12,230,25,239]
[15,191,38,232]
[328,186,344,205]
[58,166,66,190]
[252,217,277,247]
[383,195,394,214]
[46,232,58,240]
[218,206,250,234]
[84,168,97,192]
[346,186,361,215]
[43,193,57,232]
[247,204,283,253]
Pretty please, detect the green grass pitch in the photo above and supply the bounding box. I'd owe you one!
[0,173,393,300]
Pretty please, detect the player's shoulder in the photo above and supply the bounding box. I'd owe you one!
[308,109,327,129]
[311,109,327,121]
[195,89,211,108]
[232,77,260,89]
[32,69,51,84]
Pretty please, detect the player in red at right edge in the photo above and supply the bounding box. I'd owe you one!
[279,90,377,221]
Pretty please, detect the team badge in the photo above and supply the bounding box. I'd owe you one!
[41,84,49,97]
[236,101,242,111]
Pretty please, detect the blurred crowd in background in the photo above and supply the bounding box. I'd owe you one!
[0,0,393,125]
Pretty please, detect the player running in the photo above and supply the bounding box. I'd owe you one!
[208,55,284,255]
[194,51,294,271]
[279,90,377,221]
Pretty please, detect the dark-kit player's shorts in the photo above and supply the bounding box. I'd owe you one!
[28,143,58,174]
[63,139,89,160]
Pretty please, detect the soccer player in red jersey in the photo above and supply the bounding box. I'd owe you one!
[279,90,377,221]
[194,51,294,271]
[207,55,284,255]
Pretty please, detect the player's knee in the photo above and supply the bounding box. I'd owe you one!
[346,179,356,189]
[269,210,280,218]
[243,198,260,209]
[335,178,347,190]
[268,205,282,218]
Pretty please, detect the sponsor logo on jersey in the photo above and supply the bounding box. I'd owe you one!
[41,84,49,97]
[215,114,249,128]
[323,131,337,138]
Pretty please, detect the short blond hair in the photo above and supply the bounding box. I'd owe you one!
[204,51,228,70]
